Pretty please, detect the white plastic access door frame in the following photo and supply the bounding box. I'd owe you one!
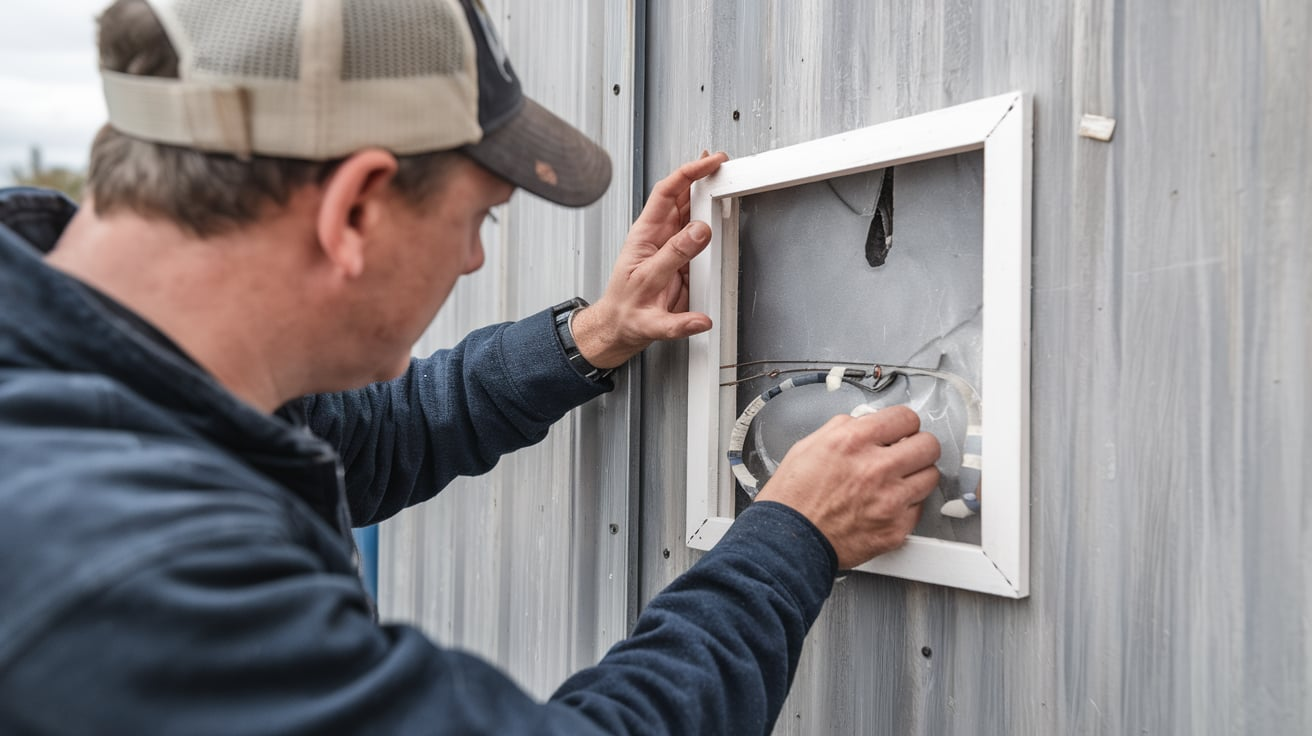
[686,91,1032,598]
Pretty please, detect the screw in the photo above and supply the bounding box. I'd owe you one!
[609,523,619,535]
[662,548,671,559]
[612,84,621,96]
[921,646,932,658]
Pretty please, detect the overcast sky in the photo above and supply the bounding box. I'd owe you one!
[0,1,108,184]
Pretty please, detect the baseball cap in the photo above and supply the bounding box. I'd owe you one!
[99,0,612,207]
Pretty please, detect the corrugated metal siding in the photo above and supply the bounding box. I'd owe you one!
[382,0,1311,731]
[377,0,642,700]
[641,1,1310,733]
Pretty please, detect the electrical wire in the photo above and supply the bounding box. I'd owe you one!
[722,359,982,517]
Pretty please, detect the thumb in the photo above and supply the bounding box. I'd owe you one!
[658,311,712,340]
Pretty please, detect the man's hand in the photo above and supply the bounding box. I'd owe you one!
[571,151,729,369]
[756,406,941,570]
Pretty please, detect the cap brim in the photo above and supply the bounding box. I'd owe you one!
[462,97,612,208]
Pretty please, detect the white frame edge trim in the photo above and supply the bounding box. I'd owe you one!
[686,91,1032,599]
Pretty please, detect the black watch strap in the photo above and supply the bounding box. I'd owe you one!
[551,297,613,382]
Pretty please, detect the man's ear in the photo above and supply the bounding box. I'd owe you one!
[316,149,400,279]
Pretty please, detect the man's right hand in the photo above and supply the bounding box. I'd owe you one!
[755,405,941,570]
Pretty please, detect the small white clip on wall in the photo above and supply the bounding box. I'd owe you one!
[686,92,1032,598]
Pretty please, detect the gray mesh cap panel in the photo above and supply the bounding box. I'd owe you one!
[173,0,302,79]
[103,0,604,193]
[342,0,467,80]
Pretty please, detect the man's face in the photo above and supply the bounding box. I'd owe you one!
[349,156,514,382]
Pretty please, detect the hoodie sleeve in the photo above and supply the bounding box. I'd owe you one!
[1,501,834,736]
[549,501,838,734]
[295,308,611,527]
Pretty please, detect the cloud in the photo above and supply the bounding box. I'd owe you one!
[0,1,108,182]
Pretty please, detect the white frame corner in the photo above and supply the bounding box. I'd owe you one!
[686,91,1032,598]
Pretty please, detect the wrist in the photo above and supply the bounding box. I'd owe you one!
[551,298,612,381]
[569,301,641,370]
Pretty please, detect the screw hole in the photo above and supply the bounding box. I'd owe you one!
[732,110,740,121]
[608,523,619,535]
[662,548,671,559]
[921,646,932,658]
[612,84,621,96]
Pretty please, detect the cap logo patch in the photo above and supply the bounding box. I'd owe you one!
[534,161,559,186]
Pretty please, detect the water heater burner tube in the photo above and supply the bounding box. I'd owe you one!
[723,362,982,518]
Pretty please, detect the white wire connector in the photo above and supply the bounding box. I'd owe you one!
[825,366,846,392]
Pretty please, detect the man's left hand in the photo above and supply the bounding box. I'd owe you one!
[571,151,729,369]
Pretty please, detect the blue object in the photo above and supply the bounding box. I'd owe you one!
[352,525,379,600]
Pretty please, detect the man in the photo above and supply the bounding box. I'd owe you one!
[0,1,940,733]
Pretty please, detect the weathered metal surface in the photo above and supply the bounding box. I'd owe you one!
[377,0,643,699]
[382,0,1311,731]
[641,0,1310,733]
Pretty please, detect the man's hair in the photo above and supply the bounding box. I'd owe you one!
[89,0,460,236]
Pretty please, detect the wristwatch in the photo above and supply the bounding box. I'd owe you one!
[551,297,613,382]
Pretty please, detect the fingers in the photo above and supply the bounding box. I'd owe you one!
[638,221,712,292]
[639,310,712,342]
[850,405,921,446]
[890,468,935,548]
[663,311,712,339]
[647,152,729,208]
[901,464,941,504]
[810,407,939,487]
[661,271,681,311]
[661,265,690,312]
[899,502,925,538]
[882,431,941,478]
[626,152,726,254]
[670,151,729,186]
[671,273,690,312]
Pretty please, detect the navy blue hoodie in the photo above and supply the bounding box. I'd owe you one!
[0,188,837,735]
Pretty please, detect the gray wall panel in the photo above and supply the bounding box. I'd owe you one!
[377,0,643,700]
[641,1,1310,733]
[380,0,1310,730]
